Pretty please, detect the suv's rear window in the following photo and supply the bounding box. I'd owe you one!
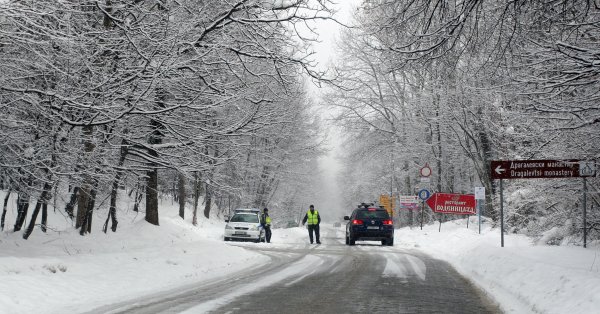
[356,210,390,219]
[230,213,259,223]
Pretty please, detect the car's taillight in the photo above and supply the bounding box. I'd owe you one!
[352,219,363,225]
[383,220,393,225]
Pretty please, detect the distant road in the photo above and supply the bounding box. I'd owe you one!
[86,226,500,314]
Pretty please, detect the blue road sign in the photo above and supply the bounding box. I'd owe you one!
[418,189,431,201]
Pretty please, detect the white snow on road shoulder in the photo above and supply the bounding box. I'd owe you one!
[0,191,273,314]
[395,219,600,314]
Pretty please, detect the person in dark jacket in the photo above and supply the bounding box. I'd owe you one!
[302,205,321,244]
[261,208,272,243]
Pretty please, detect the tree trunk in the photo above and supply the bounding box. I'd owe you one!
[178,172,185,219]
[172,174,177,205]
[23,201,43,239]
[146,167,159,225]
[103,138,128,233]
[76,125,96,228]
[203,181,212,219]
[41,203,48,233]
[13,193,29,232]
[1,191,10,231]
[104,177,120,233]
[145,89,166,226]
[64,187,79,220]
[80,183,97,235]
[77,185,91,229]
[23,183,52,239]
[133,185,142,212]
[192,172,200,225]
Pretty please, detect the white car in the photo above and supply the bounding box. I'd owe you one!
[224,210,265,242]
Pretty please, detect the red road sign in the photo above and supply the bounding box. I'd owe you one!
[426,193,476,215]
[491,159,594,179]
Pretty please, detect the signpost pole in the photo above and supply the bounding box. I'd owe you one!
[583,177,587,249]
[467,215,469,229]
[438,214,442,232]
[420,201,424,230]
[500,179,504,248]
[478,201,481,234]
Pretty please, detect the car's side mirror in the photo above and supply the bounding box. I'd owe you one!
[225,219,229,223]
[343,216,350,220]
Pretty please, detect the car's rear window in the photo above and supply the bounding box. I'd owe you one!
[356,210,390,219]
[230,213,259,223]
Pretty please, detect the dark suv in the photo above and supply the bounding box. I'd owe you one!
[344,204,394,246]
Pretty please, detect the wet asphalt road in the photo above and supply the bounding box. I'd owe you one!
[86,227,501,314]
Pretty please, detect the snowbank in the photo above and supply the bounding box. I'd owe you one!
[396,218,600,314]
[0,191,269,314]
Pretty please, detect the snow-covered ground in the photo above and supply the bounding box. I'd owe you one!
[1,189,598,314]
[396,218,600,314]
[0,191,273,314]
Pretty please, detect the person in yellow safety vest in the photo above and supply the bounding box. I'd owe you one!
[302,205,321,244]
[261,208,272,243]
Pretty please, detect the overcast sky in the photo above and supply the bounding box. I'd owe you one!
[308,0,361,221]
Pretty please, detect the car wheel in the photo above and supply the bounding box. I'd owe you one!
[345,235,349,245]
[349,235,356,246]
[387,238,394,246]
[381,240,386,246]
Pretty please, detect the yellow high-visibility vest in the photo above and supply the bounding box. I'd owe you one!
[307,210,319,225]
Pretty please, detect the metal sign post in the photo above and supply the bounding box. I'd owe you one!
[500,179,504,248]
[579,161,594,248]
[478,201,482,234]
[583,177,587,248]
[420,201,424,230]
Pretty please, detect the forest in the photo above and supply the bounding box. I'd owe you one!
[0,0,599,245]
[327,0,600,244]
[0,0,331,238]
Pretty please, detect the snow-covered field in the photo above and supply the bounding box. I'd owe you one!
[1,189,598,314]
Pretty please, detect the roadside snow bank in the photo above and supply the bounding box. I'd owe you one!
[396,219,600,314]
[0,191,269,314]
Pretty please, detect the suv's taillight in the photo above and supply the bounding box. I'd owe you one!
[383,220,393,225]
[352,219,363,225]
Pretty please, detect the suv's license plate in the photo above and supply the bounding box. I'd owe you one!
[234,231,247,235]
[367,226,379,230]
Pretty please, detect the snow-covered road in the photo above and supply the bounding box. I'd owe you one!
[83,226,498,313]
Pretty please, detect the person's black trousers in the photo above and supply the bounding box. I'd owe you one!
[307,224,320,243]
[265,226,272,243]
